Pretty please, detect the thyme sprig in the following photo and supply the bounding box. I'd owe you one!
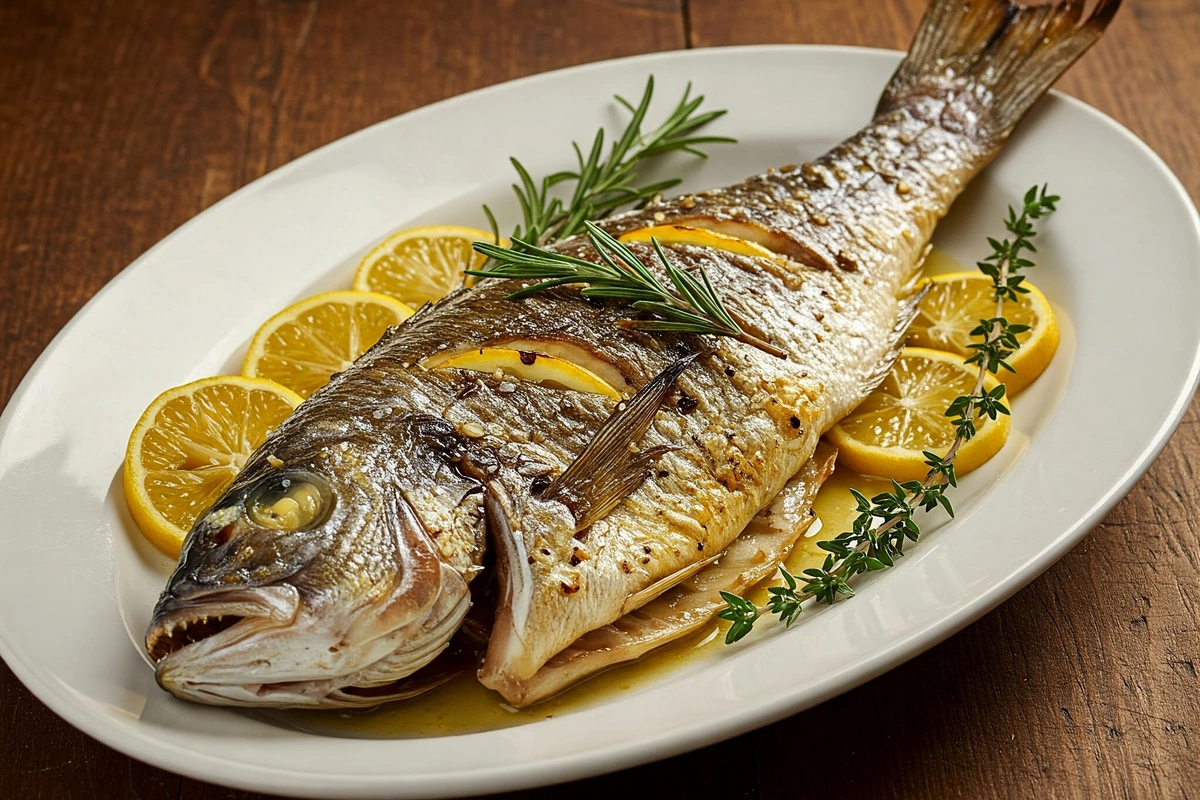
[719,185,1060,644]
[482,76,735,248]
[470,222,787,359]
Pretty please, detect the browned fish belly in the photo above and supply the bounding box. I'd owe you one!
[144,0,1119,709]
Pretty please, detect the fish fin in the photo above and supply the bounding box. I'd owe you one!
[860,285,930,396]
[619,550,724,616]
[878,0,1121,138]
[543,355,697,530]
[569,444,678,532]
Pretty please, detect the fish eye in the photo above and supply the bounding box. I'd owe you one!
[244,471,333,532]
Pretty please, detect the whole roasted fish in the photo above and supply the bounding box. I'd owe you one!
[145,0,1119,708]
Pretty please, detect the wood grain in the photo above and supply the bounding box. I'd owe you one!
[1,1,1197,798]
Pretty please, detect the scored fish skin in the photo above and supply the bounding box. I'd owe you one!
[143,0,1120,709]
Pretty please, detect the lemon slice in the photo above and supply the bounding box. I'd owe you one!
[243,290,414,399]
[354,225,497,306]
[825,348,1011,481]
[124,376,302,557]
[618,224,777,260]
[907,271,1058,396]
[435,347,621,400]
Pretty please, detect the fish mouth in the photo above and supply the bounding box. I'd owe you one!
[146,585,300,664]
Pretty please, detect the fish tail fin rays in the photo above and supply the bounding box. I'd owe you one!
[860,284,931,397]
[878,0,1121,138]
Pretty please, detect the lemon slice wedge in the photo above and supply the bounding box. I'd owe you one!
[825,348,1011,481]
[124,376,302,557]
[354,225,498,306]
[435,348,621,400]
[618,224,778,260]
[907,271,1059,396]
[243,290,414,399]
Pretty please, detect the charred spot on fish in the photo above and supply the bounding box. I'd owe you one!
[676,393,699,415]
[640,557,650,565]
[621,561,632,574]
[540,547,551,557]
[573,527,590,543]
[529,475,551,495]
[642,545,652,554]
[724,366,736,377]
[244,470,333,532]
[560,581,580,595]
[518,351,538,366]
[835,253,859,272]
[789,415,802,429]
[147,614,245,662]
[657,469,669,479]
[697,542,705,551]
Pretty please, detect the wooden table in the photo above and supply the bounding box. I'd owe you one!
[2,1,1196,797]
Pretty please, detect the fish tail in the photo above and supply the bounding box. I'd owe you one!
[878,0,1121,139]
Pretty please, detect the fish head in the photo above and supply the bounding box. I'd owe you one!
[144,417,473,707]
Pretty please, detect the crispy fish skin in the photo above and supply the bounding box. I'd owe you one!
[498,443,839,708]
[144,0,1119,709]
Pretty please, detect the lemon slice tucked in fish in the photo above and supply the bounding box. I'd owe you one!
[434,347,621,400]
[124,376,303,557]
[907,271,1059,396]
[618,224,778,260]
[243,290,414,399]
[825,348,1011,481]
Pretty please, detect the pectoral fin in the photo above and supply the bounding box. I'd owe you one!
[543,355,697,531]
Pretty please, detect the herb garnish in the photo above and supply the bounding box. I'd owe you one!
[471,223,787,359]
[718,185,1060,643]
[482,77,735,247]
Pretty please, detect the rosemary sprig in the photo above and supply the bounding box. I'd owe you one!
[482,76,735,248]
[470,222,787,359]
[718,184,1060,644]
